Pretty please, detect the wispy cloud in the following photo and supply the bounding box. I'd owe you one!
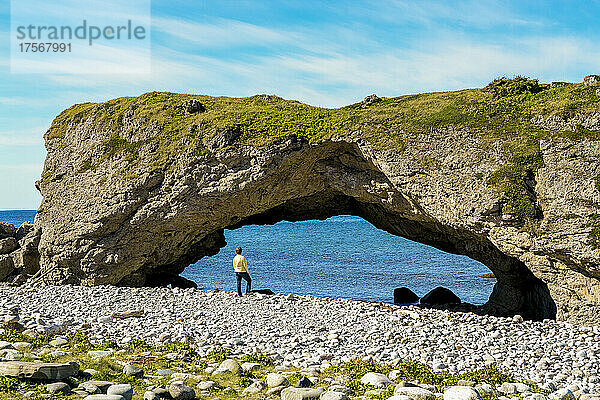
[0,126,47,146]
[153,17,293,47]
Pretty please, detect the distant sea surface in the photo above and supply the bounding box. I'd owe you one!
[1,211,495,305]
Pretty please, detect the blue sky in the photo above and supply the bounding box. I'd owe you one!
[2,0,600,209]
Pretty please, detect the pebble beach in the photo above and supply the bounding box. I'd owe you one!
[0,284,599,397]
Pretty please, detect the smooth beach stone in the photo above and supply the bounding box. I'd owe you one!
[550,389,576,400]
[281,387,325,400]
[218,359,241,374]
[394,386,436,400]
[106,384,133,400]
[242,380,267,395]
[320,391,348,400]
[267,373,289,387]
[0,361,79,380]
[499,383,517,394]
[87,350,113,359]
[168,382,196,400]
[123,364,144,378]
[144,391,159,400]
[46,382,71,394]
[443,386,481,400]
[329,385,349,393]
[85,381,115,393]
[49,337,68,347]
[197,380,218,391]
[514,383,532,393]
[83,395,126,400]
[11,342,32,351]
[360,372,393,387]
[155,369,175,376]
[77,382,101,394]
[241,362,262,372]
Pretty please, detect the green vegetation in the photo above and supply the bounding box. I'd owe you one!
[206,347,233,362]
[0,329,547,400]
[240,353,274,366]
[320,359,544,398]
[46,76,600,222]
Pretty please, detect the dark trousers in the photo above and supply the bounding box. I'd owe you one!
[236,272,251,296]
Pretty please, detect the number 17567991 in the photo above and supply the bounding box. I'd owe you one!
[19,42,71,52]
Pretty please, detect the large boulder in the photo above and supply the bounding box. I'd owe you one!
[0,255,14,281]
[420,287,461,306]
[393,287,420,304]
[0,238,17,255]
[0,361,79,380]
[0,223,15,239]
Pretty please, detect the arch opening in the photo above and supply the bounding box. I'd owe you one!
[183,215,496,306]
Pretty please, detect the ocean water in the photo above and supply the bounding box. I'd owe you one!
[0,210,36,228]
[0,211,495,305]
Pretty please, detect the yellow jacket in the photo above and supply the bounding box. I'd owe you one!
[233,254,248,273]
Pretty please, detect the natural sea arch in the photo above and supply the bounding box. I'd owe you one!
[137,140,558,321]
[182,216,496,305]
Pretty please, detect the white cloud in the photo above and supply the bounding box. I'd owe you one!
[152,17,294,48]
[0,126,47,146]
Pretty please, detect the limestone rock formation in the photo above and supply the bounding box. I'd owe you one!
[0,221,40,283]
[14,77,600,324]
[0,361,79,380]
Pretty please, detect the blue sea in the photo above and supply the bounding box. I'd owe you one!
[0,211,495,305]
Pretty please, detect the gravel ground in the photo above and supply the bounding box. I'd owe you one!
[0,284,599,395]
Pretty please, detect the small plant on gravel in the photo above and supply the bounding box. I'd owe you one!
[286,371,304,387]
[0,376,22,393]
[367,386,395,400]
[0,329,50,349]
[207,347,233,362]
[322,359,392,380]
[238,370,256,387]
[448,365,512,386]
[126,339,154,353]
[67,332,94,350]
[240,353,274,366]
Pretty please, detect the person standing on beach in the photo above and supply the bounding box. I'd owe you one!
[233,246,251,296]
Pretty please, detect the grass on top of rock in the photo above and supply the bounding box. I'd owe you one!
[45,77,600,223]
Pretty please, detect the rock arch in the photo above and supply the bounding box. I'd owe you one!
[35,138,558,320]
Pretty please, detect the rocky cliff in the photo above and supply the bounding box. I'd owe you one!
[16,76,600,324]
